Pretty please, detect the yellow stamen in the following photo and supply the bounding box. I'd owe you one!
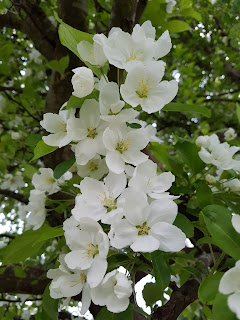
[136,78,152,98]
[88,161,98,171]
[116,140,130,154]
[127,52,143,62]
[136,222,150,236]
[86,243,99,258]
[87,127,97,139]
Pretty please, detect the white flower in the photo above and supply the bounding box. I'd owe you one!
[63,217,109,288]
[129,159,175,199]
[109,190,186,252]
[11,131,23,140]
[26,189,46,230]
[102,27,155,70]
[99,80,138,123]
[72,172,126,224]
[40,105,74,148]
[71,67,94,98]
[219,260,240,319]
[1,173,25,191]
[223,179,240,194]
[232,214,240,234]
[76,155,108,180]
[205,174,216,185]
[224,128,237,141]
[198,138,240,171]
[29,48,41,64]
[166,0,176,13]
[132,21,172,60]
[120,61,178,114]
[91,270,132,313]
[68,99,107,165]
[32,168,72,195]
[103,124,149,174]
[77,38,107,66]
[47,254,91,314]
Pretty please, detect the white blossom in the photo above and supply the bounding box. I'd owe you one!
[102,27,155,70]
[166,0,176,13]
[91,270,132,313]
[71,67,94,98]
[132,21,172,60]
[26,189,46,230]
[76,155,108,180]
[68,99,107,165]
[224,128,237,141]
[32,168,72,195]
[72,172,126,224]
[77,38,107,67]
[129,159,175,199]
[109,190,186,252]
[40,105,74,148]
[63,217,109,288]
[1,172,25,191]
[47,254,91,314]
[232,214,240,234]
[99,80,138,123]
[196,134,240,171]
[103,124,149,174]
[219,260,240,319]
[120,61,178,113]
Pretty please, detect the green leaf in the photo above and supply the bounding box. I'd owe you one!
[53,156,75,179]
[152,251,170,291]
[174,213,194,237]
[46,56,69,75]
[142,282,163,307]
[195,180,213,208]
[31,140,58,162]
[149,142,172,170]
[22,163,38,179]
[166,20,191,33]
[212,293,237,320]
[62,90,99,110]
[202,205,240,260]
[32,227,64,246]
[162,102,211,118]
[175,139,205,174]
[95,305,133,320]
[42,284,59,320]
[58,21,93,58]
[180,8,202,21]
[25,134,43,148]
[126,122,142,129]
[1,226,63,264]
[199,272,224,304]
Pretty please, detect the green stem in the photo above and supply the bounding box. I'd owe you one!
[209,243,216,265]
[209,252,225,276]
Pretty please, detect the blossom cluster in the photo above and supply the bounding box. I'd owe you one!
[196,131,240,319]
[27,21,186,314]
[196,132,240,195]
[26,168,72,230]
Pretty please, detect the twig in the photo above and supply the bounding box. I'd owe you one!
[0,189,28,204]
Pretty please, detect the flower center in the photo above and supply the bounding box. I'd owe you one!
[58,121,67,132]
[127,52,143,62]
[136,78,152,98]
[116,140,130,154]
[101,193,117,212]
[86,243,99,258]
[80,273,87,284]
[87,127,97,139]
[88,161,98,171]
[136,222,150,236]
[46,176,55,184]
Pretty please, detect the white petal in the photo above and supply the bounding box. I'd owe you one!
[228,293,240,319]
[80,99,100,128]
[122,150,148,166]
[81,284,92,314]
[154,30,172,59]
[105,172,126,199]
[87,256,108,288]
[106,151,125,174]
[232,215,240,234]
[130,235,160,252]
[103,127,119,151]
[219,264,240,294]
[148,199,178,226]
[150,222,186,252]
[64,250,93,270]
